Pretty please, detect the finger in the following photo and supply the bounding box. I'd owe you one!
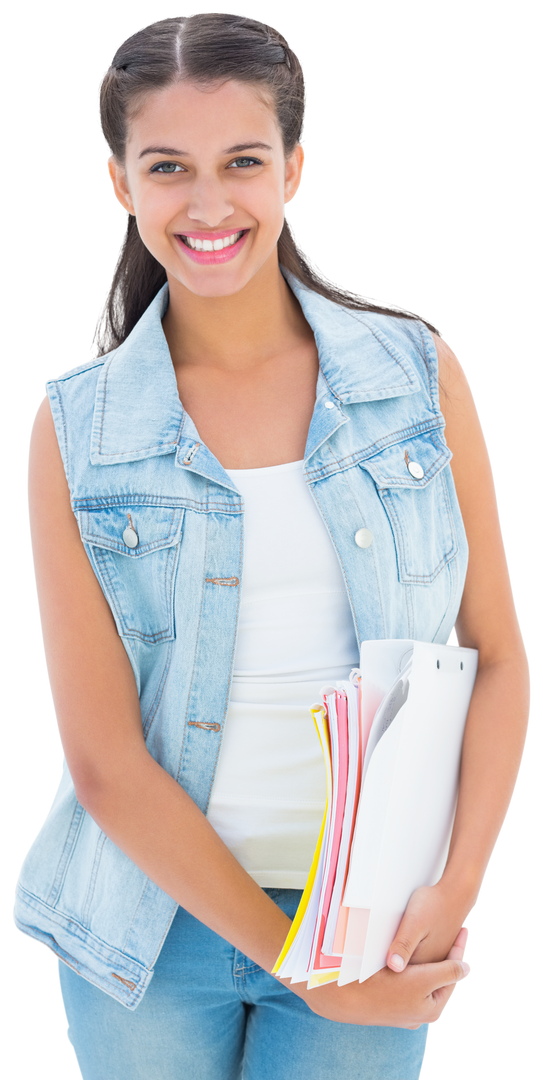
[428,956,470,993]
[387,910,427,972]
[429,979,458,1014]
[407,955,469,994]
[446,927,468,965]
[429,959,472,1023]
[455,920,472,946]
[446,943,466,966]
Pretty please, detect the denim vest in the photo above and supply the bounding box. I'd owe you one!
[15,274,468,1009]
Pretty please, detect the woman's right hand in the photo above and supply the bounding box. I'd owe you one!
[284,927,469,1028]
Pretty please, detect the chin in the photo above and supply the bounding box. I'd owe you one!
[191,278,249,298]
[173,264,262,299]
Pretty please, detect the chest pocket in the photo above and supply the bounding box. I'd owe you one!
[360,432,458,584]
[79,505,185,643]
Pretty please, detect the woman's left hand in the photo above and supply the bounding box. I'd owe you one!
[386,883,471,972]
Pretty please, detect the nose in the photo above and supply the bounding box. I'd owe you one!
[186,176,235,228]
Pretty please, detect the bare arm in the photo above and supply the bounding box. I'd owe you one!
[30,396,469,1027]
[29,398,291,972]
[440,335,528,896]
[386,335,529,972]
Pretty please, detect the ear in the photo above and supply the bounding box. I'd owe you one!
[284,144,304,205]
[108,157,135,215]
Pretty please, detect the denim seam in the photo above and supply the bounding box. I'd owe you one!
[74,496,242,514]
[97,361,109,455]
[82,820,108,924]
[91,542,178,643]
[405,581,415,639]
[45,801,86,907]
[90,541,124,628]
[378,473,457,584]
[304,418,446,480]
[342,309,419,388]
[367,439,449,487]
[176,500,210,781]
[142,640,174,739]
[118,876,178,963]
[416,321,442,415]
[318,366,341,401]
[414,322,434,406]
[96,356,185,458]
[53,381,71,488]
[82,505,183,554]
[95,444,182,459]
[338,447,387,638]
[149,903,179,968]
[308,448,379,646]
[202,494,244,815]
[55,357,106,382]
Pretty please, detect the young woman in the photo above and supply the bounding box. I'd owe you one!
[15,13,529,1080]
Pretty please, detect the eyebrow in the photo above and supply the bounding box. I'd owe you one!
[138,141,273,159]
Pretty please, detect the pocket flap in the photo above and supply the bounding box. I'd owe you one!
[361,432,452,490]
[79,505,184,557]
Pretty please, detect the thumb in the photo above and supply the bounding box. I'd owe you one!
[387,909,427,972]
[429,956,470,1007]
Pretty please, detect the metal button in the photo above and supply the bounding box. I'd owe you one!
[183,442,200,465]
[407,461,424,480]
[324,400,336,409]
[355,528,373,548]
[123,527,139,548]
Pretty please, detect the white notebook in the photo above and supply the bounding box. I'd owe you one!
[339,639,478,984]
[273,639,478,988]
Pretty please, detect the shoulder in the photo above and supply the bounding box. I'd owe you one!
[30,397,73,517]
[31,393,75,476]
[429,332,474,428]
[426,333,492,516]
[427,334,523,666]
[431,332,465,385]
[32,396,57,457]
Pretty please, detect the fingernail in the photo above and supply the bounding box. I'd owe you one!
[461,962,470,976]
[389,954,405,972]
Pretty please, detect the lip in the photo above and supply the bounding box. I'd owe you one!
[174,229,250,265]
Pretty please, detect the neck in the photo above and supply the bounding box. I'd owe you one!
[162,253,312,373]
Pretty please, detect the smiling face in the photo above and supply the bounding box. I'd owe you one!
[109,79,303,298]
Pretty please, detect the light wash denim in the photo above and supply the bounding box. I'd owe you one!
[59,888,428,1080]
[15,271,468,1011]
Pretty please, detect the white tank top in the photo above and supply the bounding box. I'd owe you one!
[206,460,359,887]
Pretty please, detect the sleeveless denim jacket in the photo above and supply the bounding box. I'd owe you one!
[14,273,468,1009]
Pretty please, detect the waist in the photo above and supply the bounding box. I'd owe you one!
[229,667,355,704]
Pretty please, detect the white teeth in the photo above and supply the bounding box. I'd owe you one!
[183,230,244,251]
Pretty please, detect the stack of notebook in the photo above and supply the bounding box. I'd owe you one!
[273,639,478,987]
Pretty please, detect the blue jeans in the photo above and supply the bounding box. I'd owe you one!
[59,889,427,1080]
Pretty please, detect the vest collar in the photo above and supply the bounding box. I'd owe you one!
[90,273,420,466]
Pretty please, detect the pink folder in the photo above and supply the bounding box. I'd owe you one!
[311,690,350,971]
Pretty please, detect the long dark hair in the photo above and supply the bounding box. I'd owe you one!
[97,13,437,355]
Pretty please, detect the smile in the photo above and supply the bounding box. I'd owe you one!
[176,229,249,264]
[181,230,245,250]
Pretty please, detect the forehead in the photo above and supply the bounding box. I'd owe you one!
[126,79,280,153]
